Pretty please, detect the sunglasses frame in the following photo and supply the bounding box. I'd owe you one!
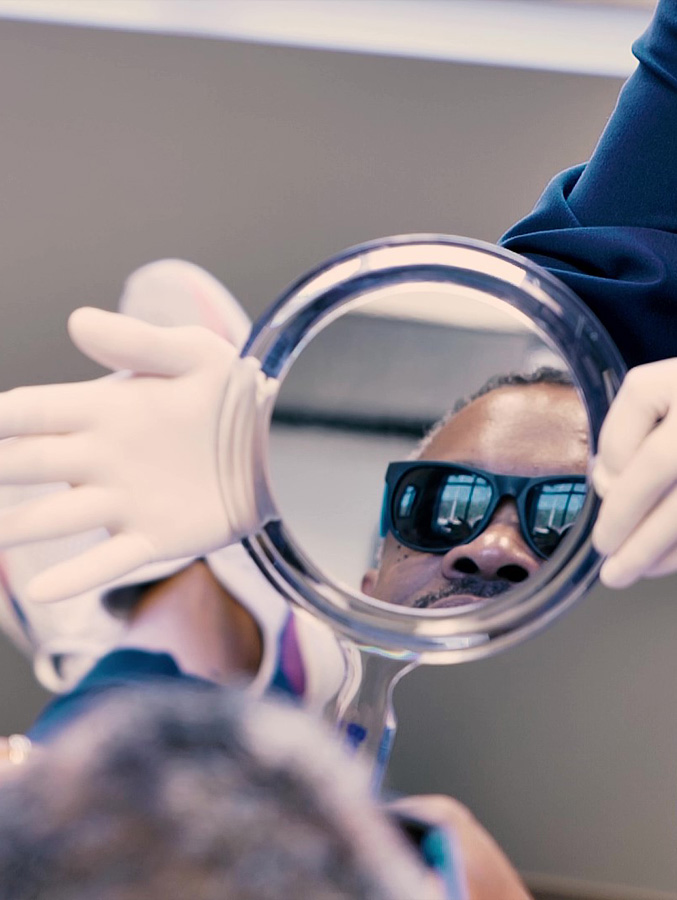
[381,461,588,560]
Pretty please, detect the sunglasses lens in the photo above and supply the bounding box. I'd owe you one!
[527,481,587,557]
[392,468,493,550]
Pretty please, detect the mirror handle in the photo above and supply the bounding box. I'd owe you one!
[329,645,418,794]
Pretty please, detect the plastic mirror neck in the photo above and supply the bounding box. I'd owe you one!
[327,643,418,794]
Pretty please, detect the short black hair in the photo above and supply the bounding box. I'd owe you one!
[0,685,433,900]
[417,366,576,457]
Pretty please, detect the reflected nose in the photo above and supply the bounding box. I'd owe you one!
[440,499,541,584]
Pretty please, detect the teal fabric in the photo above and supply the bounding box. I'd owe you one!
[28,649,210,743]
[30,614,302,744]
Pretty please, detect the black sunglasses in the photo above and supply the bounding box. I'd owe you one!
[380,461,587,560]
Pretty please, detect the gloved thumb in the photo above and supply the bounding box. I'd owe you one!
[68,307,201,376]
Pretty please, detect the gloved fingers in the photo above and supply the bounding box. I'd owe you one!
[0,434,92,484]
[0,486,117,547]
[642,544,677,580]
[26,532,153,603]
[0,382,95,438]
[598,487,677,588]
[592,417,677,556]
[120,259,253,350]
[68,307,204,377]
[596,362,674,479]
[589,456,612,499]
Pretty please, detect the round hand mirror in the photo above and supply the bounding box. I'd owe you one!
[242,234,625,786]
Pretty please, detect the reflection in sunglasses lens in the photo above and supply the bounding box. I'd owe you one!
[530,482,586,556]
[434,474,492,541]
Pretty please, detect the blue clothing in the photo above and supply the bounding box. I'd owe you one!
[27,650,211,743]
[29,612,303,744]
[501,0,677,368]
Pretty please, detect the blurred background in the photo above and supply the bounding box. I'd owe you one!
[0,2,674,898]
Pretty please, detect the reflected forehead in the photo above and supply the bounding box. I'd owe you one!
[421,384,589,474]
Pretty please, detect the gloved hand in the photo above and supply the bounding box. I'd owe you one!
[0,307,273,603]
[592,358,677,588]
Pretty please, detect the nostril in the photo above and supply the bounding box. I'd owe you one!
[497,564,529,583]
[453,558,479,575]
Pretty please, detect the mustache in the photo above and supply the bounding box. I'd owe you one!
[413,577,513,609]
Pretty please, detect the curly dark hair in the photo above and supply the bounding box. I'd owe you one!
[0,685,433,900]
[416,366,576,457]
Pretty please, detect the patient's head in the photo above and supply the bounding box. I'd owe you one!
[0,685,439,900]
[363,369,589,608]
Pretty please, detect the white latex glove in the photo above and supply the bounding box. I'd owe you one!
[592,358,677,588]
[0,307,274,603]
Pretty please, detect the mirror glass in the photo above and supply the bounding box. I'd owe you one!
[268,282,589,614]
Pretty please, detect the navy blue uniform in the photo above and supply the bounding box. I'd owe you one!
[502,0,677,368]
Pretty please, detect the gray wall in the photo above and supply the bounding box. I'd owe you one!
[0,18,622,390]
[1,15,674,898]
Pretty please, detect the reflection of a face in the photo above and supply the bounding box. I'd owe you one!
[362,383,588,608]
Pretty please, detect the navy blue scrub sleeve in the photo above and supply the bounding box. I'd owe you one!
[501,0,677,368]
